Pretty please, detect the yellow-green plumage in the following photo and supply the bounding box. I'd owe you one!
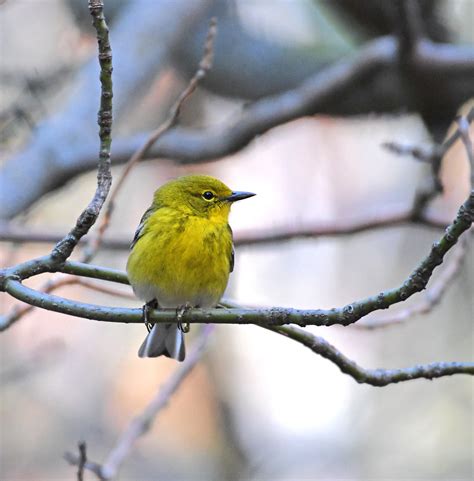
[127,175,255,360]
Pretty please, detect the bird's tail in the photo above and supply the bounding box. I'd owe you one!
[138,323,185,361]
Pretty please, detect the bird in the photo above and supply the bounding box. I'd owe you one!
[126,174,255,361]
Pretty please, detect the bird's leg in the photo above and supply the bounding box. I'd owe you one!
[176,302,193,333]
[143,299,159,333]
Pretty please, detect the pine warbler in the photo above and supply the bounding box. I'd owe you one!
[126,175,255,361]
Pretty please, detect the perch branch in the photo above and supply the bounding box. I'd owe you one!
[1,168,472,327]
[1,177,472,327]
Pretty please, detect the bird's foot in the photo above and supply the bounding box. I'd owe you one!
[143,299,159,333]
[176,302,193,333]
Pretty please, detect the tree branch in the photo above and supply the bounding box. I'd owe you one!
[270,325,474,386]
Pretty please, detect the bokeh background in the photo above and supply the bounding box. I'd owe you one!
[1,1,473,480]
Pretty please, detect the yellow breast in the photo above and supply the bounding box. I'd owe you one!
[126,207,233,308]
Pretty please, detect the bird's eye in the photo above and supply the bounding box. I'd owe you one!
[202,191,214,201]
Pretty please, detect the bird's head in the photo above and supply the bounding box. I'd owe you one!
[153,175,255,221]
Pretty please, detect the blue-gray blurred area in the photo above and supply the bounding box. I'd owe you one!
[0,1,473,480]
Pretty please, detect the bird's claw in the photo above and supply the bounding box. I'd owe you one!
[143,299,158,332]
[176,303,192,333]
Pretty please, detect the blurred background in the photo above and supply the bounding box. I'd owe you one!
[1,1,473,480]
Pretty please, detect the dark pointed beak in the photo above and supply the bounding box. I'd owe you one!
[225,191,256,202]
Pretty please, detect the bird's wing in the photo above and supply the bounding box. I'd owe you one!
[130,206,154,250]
[228,224,234,273]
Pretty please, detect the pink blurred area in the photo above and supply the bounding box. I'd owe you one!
[1,2,473,481]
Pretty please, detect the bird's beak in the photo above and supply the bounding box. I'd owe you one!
[224,191,256,202]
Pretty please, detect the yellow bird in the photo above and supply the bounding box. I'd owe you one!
[127,175,255,361]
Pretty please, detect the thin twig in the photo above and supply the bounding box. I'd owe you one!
[77,441,87,481]
[386,138,444,218]
[384,107,474,162]
[64,452,105,481]
[390,141,444,219]
[64,325,214,480]
[382,141,443,165]
[382,111,474,219]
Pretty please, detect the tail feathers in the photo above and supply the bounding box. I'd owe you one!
[138,323,185,361]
